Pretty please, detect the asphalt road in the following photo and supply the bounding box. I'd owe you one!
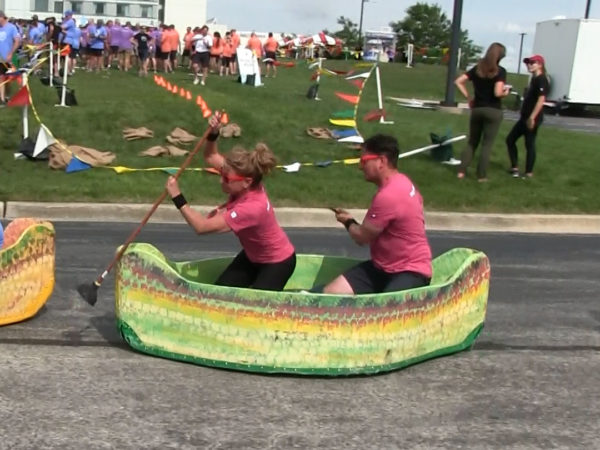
[1,222,599,449]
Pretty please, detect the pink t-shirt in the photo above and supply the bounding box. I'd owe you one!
[223,185,295,264]
[364,172,432,277]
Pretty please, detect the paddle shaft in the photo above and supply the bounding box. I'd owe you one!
[93,127,213,286]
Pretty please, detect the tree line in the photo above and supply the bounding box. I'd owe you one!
[329,2,482,67]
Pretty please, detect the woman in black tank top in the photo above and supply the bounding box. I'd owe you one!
[455,42,510,181]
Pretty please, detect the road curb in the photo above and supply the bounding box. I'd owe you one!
[3,201,600,234]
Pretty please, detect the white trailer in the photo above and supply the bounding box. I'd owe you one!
[532,18,600,108]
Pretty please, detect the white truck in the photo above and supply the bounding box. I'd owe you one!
[532,18,600,111]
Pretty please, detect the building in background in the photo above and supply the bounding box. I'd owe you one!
[0,0,206,31]
[159,0,206,33]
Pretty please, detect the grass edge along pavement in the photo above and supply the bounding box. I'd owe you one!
[0,62,599,214]
[3,201,600,234]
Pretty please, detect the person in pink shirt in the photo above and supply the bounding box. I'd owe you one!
[165,114,296,291]
[324,134,432,295]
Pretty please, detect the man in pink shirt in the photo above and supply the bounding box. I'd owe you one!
[324,134,432,295]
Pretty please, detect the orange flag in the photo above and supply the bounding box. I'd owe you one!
[335,92,360,104]
[7,85,30,107]
[186,91,192,100]
[347,79,365,89]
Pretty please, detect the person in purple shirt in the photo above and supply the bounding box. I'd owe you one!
[119,23,135,71]
[149,27,161,73]
[27,15,45,45]
[108,19,121,69]
[87,19,107,71]
[0,10,21,105]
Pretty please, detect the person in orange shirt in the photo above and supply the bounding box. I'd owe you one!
[210,31,223,73]
[160,25,173,73]
[263,32,279,78]
[246,32,262,75]
[230,29,240,75]
[220,32,234,76]
[182,26,193,68]
[167,24,180,69]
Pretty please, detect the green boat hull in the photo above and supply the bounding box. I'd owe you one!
[115,245,490,375]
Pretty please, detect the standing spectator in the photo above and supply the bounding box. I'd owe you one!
[506,54,550,178]
[181,26,193,68]
[68,19,82,74]
[159,24,173,73]
[167,24,180,69]
[455,42,510,182]
[246,32,262,76]
[230,28,240,75]
[61,10,78,72]
[27,15,45,45]
[87,19,107,71]
[220,32,233,77]
[209,31,222,73]
[149,26,161,73]
[322,134,432,295]
[0,10,21,105]
[132,26,153,77]
[263,32,278,78]
[191,25,212,86]
[119,22,135,72]
[108,19,121,69]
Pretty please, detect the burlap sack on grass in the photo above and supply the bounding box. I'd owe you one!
[48,143,116,169]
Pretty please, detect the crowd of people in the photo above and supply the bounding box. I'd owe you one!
[0,9,282,88]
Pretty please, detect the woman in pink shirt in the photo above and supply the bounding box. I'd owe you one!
[165,115,296,291]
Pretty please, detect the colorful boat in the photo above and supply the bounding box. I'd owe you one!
[115,244,490,375]
[0,218,55,326]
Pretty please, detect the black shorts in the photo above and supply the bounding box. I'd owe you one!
[221,56,231,66]
[155,49,164,59]
[161,51,170,60]
[192,51,210,68]
[215,250,296,291]
[89,48,103,57]
[138,49,149,61]
[110,45,119,54]
[182,49,190,57]
[265,51,277,63]
[69,48,80,58]
[169,50,177,60]
[342,260,430,294]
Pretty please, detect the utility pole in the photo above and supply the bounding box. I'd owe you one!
[585,0,592,18]
[358,0,368,48]
[517,33,526,74]
[442,0,463,106]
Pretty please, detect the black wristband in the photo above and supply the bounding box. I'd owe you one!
[172,193,187,210]
[344,218,358,231]
[207,132,220,142]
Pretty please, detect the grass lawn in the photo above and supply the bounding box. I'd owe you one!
[1,61,599,213]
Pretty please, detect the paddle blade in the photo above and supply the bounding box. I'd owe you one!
[77,282,100,306]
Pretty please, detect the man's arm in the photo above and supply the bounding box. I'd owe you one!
[333,209,382,246]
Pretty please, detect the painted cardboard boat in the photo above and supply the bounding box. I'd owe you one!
[115,244,490,375]
[0,218,55,326]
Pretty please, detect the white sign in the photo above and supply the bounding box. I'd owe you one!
[236,48,262,87]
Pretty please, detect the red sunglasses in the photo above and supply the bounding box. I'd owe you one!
[359,154,381,165]
[220,171,247,183]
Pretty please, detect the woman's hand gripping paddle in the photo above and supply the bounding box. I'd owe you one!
[77,114,227,306]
